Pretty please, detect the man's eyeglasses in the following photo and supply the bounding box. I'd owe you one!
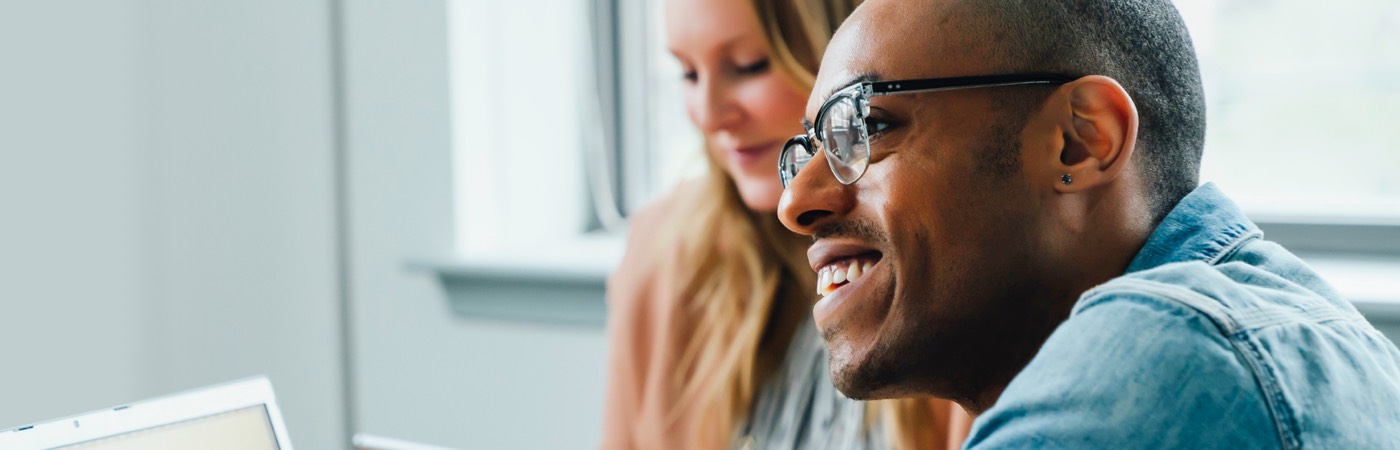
[779,73,1077,189]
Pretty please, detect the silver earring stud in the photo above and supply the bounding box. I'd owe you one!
[1061,174,1073,185]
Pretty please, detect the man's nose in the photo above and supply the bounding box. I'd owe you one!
[778,150,855,235]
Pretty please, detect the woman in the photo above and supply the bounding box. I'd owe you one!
[601,0,972,448]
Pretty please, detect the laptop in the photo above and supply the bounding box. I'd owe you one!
[0,376,294,450]
[353,433,461,450]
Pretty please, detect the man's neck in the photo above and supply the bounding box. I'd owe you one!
[964,384,1009,417]
[955,285,1081,416]
[957,199,1157,415]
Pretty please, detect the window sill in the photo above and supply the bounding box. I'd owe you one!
[408,233,625,327]
[410,239,1400,326]
[1300,254,1400,321]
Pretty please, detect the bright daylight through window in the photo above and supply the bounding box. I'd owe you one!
[1178,0,1400,221]
[447,0,694,257]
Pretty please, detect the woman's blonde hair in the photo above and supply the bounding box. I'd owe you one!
[658,0,938,448]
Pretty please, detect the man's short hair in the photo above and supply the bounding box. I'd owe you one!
[958,0,1206,222]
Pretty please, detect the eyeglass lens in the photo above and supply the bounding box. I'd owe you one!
[779,93,873,188]
[781,137,812,188]
[821,95,870,185]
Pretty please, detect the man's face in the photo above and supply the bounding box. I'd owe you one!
[778,0,1055,399]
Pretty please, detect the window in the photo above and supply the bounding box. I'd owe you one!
[612,0,702,217]
[447,0,696,257]
[1177,0,1400,222]
[448,0,593,255]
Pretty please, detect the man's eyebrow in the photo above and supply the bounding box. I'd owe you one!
[805,72,883,128]
[823,72,883,102]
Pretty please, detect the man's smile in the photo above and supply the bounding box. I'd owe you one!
[809,239,886,328]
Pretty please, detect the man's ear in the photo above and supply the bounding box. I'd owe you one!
[1055,75,1138,193]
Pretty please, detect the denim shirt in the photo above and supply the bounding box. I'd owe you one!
[963,183,1400,449]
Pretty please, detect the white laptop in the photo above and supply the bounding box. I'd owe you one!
[353,433,461,450]
[0,376,293,450]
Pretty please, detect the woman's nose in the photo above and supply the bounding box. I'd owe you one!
[690,76,742,134]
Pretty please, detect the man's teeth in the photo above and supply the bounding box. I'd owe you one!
[817,259,876,296]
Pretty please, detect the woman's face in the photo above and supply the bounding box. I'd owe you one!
[665,0,809,212]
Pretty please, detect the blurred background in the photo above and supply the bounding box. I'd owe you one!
[1,0,1396,449]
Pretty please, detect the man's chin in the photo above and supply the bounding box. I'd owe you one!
[829,359,911,400]
[829,367,878,399]
[824,332,903,400]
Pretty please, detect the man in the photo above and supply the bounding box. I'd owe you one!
[775,0,1400,447]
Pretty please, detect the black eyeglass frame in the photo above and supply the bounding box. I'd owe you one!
[779,73,1078,189]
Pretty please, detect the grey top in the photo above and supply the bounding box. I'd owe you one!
[734,317,885,450]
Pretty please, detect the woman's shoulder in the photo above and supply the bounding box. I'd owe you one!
[629,178,707,240]
[606,178,707,310]
[601,181,713,449]
[616,178,708,274]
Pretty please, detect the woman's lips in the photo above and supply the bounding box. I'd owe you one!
[730,141,780,166]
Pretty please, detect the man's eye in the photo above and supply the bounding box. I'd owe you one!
[865,117,895,137]
[682,71,698,82]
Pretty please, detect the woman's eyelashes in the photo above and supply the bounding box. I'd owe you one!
[680,58,771,83]
[734,58,770,76]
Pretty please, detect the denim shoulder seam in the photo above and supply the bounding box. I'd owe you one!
[1076,279,1300,450]
[1206,225,1261,265]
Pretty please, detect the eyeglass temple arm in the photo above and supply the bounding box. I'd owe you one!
[869,73,1078,96]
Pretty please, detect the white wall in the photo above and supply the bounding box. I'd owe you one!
[0,1,345,449]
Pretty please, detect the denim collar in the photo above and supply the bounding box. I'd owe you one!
[1125,183,1262,274]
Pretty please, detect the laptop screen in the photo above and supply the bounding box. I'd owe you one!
[54,405,279,450]
[0,377,293,450]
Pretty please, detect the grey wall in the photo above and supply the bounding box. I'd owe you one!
[0,0,610,447]
[1,0,148,429]
[136,1,345,449]
[340,1,608,448]
[0,1,344,449]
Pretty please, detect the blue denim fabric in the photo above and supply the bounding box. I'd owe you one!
[964,183,1400,449]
